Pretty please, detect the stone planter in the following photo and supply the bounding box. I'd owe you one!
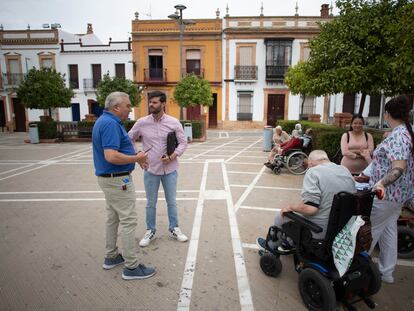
[333,113,353,128]
[308,114,321,123]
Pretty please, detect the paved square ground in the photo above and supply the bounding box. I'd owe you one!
[0,131,413,310]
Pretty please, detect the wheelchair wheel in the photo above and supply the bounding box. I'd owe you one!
[273,166,282,175]
[398,225,414,259]
[299,268,336,311]
[286,151,308,175]
[364,256,382,296]
[260,253,282,277]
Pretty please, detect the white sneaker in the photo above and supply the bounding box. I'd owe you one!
[139,230,155,247]
[381,275,394,284]
[169,227,188,242]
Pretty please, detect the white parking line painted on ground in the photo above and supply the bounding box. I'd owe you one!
[239,206,280,212]
[219,131,229,138]
[225,162,263,166]
[225,138,262,164]
[222,161,254,311]
[242,243,259,250]
[0,190,199,195]
[0,147,90,176]
[234,166,267,213]
[227,171,258,175]
[254,185,302,191]
[189,138,242,160]
[177,161,209,311]
[0,197,198,202]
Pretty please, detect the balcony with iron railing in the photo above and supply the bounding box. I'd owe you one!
[183,68,204,78]
[144,68,167,84]
[83,78,101,91]
[2,73,25,88]
[234,66,258,81]
[265,65,289,82]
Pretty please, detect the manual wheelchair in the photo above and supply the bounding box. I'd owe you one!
[258,190,382,311]
[266,137,312,175]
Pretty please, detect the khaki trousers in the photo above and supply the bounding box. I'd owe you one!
[98,175,138,269]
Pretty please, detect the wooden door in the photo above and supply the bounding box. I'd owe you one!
[208,93,218,128]
[343,93,356,114]
[13,98,26,132]
[0,100,5,129]
[267,94,284,126]
[92,64,102,87]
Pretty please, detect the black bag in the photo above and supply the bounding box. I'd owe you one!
[167,131,178,156]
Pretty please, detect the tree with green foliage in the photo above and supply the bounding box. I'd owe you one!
[284,61,317,119]
[96,74,142,107]
[16,67,74,119]
[173,74,213,119]
[285,0,414,115]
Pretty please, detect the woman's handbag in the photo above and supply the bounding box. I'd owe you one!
[167,131,178,156]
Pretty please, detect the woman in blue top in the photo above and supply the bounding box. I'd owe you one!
[370,95,414,284]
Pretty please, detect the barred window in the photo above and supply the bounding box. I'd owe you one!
[237,92,253,121]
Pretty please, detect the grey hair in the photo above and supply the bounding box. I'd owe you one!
[308,150,329,162]
[104,92,130,110]
[275,125,282,130]
[295,123,302,130]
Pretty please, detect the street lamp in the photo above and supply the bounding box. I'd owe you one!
[168,4,195,120]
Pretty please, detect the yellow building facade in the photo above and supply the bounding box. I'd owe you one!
[131,15,222,127]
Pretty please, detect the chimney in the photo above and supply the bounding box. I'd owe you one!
[87,23,93,34]
[320,4,330,18]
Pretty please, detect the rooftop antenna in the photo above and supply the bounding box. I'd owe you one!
[226,3,229,17]
[260,2,264,16]
[295,1,299,16]
[144,3,152,19]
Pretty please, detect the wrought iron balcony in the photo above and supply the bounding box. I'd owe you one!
[183,68,204,78]
[2,73,24,88]
[265,65,289,81]
[234,66,258,81]
[144,68,167,83]
[83,78,101,90]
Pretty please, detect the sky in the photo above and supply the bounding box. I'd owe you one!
[0,0,336,41]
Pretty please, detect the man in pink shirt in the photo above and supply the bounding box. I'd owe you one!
[128,91,188,247]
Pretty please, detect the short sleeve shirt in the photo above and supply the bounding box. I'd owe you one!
[370,125,414,203]
[92,111,136,176]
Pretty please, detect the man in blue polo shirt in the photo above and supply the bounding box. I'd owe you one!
[92,91,156,280]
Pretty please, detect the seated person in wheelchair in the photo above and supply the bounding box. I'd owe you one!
[258,150,356,252]
[264,128,313,168]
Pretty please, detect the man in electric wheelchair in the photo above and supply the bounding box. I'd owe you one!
[264,128,313,175]
[257,150,383,310]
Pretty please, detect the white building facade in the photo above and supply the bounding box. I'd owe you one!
[0,24,133,132]
[221,4,332,129]
[0,27,60,132]
[58,24,133,122]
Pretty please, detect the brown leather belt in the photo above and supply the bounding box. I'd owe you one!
[99,172,131,178]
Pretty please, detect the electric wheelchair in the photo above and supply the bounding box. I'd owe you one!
[258,190,382,311]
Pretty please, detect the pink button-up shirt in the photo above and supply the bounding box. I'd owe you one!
[128,114,188,175]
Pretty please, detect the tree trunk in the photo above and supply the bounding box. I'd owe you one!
[358,93,366,115]
[300,94,306,120]
[48,107,52,118]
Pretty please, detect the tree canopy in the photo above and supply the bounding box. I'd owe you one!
[16,67,74,115]
[96,75,142,107]
[173,74,213,108]
[285,0,414,114]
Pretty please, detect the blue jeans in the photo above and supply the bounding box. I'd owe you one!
[144,170,178,232]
